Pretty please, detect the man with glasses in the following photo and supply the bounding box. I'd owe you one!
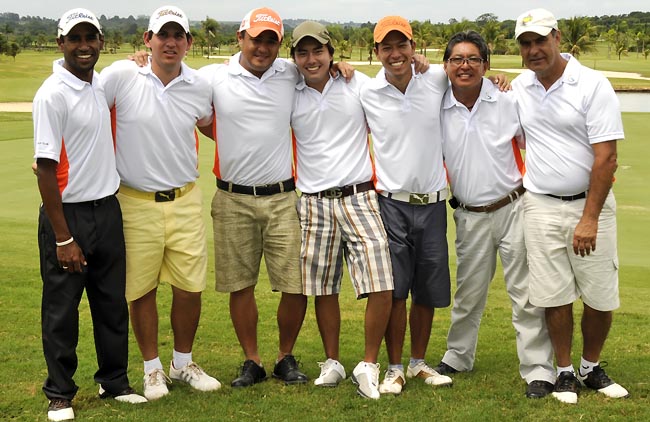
[433,30,556,399]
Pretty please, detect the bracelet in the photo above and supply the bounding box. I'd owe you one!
[56,237,74,247]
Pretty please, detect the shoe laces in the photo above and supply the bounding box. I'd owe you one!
[556,371,577,389]
[588,364,612,384]
[283,354,301,370]
[384,367,403,382]
[414,361,437,376]
[317,360,333,375]
[147,368,171,386]
[181,362,206,380]
[49,398,71,410]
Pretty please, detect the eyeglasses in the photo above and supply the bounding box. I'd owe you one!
[446,57,485,67]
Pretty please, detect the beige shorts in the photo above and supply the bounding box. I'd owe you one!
[211,189,301,294]
[523,191,619,311]
[118,185,207,302]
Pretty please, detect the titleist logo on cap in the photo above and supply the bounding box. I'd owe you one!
[64,11,96,24]
[254,14,280,26]
[156,8,184,19]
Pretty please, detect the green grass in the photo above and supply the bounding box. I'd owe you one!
[0,111,648,421]
[1,41,650,103]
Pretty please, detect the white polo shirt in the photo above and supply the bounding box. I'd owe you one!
[291,72,374,193]
[441,79,524,206]
[512,53,624,196]
[33,59,120,203]
[199,53,300,186]
[101,60,213,191]
[360,65,448,194]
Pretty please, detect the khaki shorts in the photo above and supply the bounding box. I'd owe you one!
[118,185,207,302]
[523,191,619,311]
[211,189,301,294]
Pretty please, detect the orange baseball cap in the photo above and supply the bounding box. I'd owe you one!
[238,7,284,40]
[374,15,413,43]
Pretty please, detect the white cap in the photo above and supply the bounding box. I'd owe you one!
[515,8,558,40]
[57,8,102,38]
[148,5,190,34]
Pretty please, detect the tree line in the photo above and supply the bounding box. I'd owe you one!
[1,11,649,61]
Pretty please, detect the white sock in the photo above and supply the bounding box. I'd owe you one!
[173,350,192,370]
[579,357,598,376]
[409,358,424,368]
[388,363,404,372]
[144,357,163,375]
[556,364,575,377]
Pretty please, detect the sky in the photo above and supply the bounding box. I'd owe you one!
[0,0,647,23]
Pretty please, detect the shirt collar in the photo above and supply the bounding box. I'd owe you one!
[296,72,337,91]
[368,64,420,91]
[228,52,288,79]
[520,52,578,88]
[52,58,95,90]
[137,57,196,84]
[442,77,497,110]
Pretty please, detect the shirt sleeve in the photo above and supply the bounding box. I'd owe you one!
[33,89,65,162]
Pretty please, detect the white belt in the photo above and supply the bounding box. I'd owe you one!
[379,189,448,205]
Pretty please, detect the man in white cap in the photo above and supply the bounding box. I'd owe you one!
[198,6,309,388]
[100,5,220,401]
[33,7,146,421]
[513,8,628,404]
[289,20,394,399]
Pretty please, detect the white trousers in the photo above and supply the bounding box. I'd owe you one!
[442,198,555,383]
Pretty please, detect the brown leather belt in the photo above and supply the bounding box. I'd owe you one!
[304,181,375,199]
[461,185,526,213]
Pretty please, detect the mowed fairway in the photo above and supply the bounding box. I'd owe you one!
[0,51,649,420]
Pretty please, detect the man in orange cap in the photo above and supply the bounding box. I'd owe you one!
[360,15,453,395]
[199,7,308,388]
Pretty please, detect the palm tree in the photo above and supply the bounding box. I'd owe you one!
[412,21,433,56]
[560,17,597,58]
[202,17,219,58]
[481,20,507,55]
[337,39,351,61]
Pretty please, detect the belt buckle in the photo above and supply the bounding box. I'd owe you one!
[155,190,175,202]
[324,188,343,199]
[409,193,429,205]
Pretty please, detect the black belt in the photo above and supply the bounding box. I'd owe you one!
[545,191,587,201]
[76,193,115,207]
[216,178,295,196]
[461,185,526,213]
[304,181,375,199]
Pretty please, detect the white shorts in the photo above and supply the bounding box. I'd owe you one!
[523,191,619,311]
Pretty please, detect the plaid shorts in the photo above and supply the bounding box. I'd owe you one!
[298,190,393,298]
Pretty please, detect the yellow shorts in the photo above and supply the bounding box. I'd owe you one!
[211,189,301,294]
[118,184,207,302]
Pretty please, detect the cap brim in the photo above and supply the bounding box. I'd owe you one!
[58,18,102,37]
[291,33,329,48]
[245,27,282,41]
[150,19,189,34]
[374,28,412,43]
[515,26,553,39]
